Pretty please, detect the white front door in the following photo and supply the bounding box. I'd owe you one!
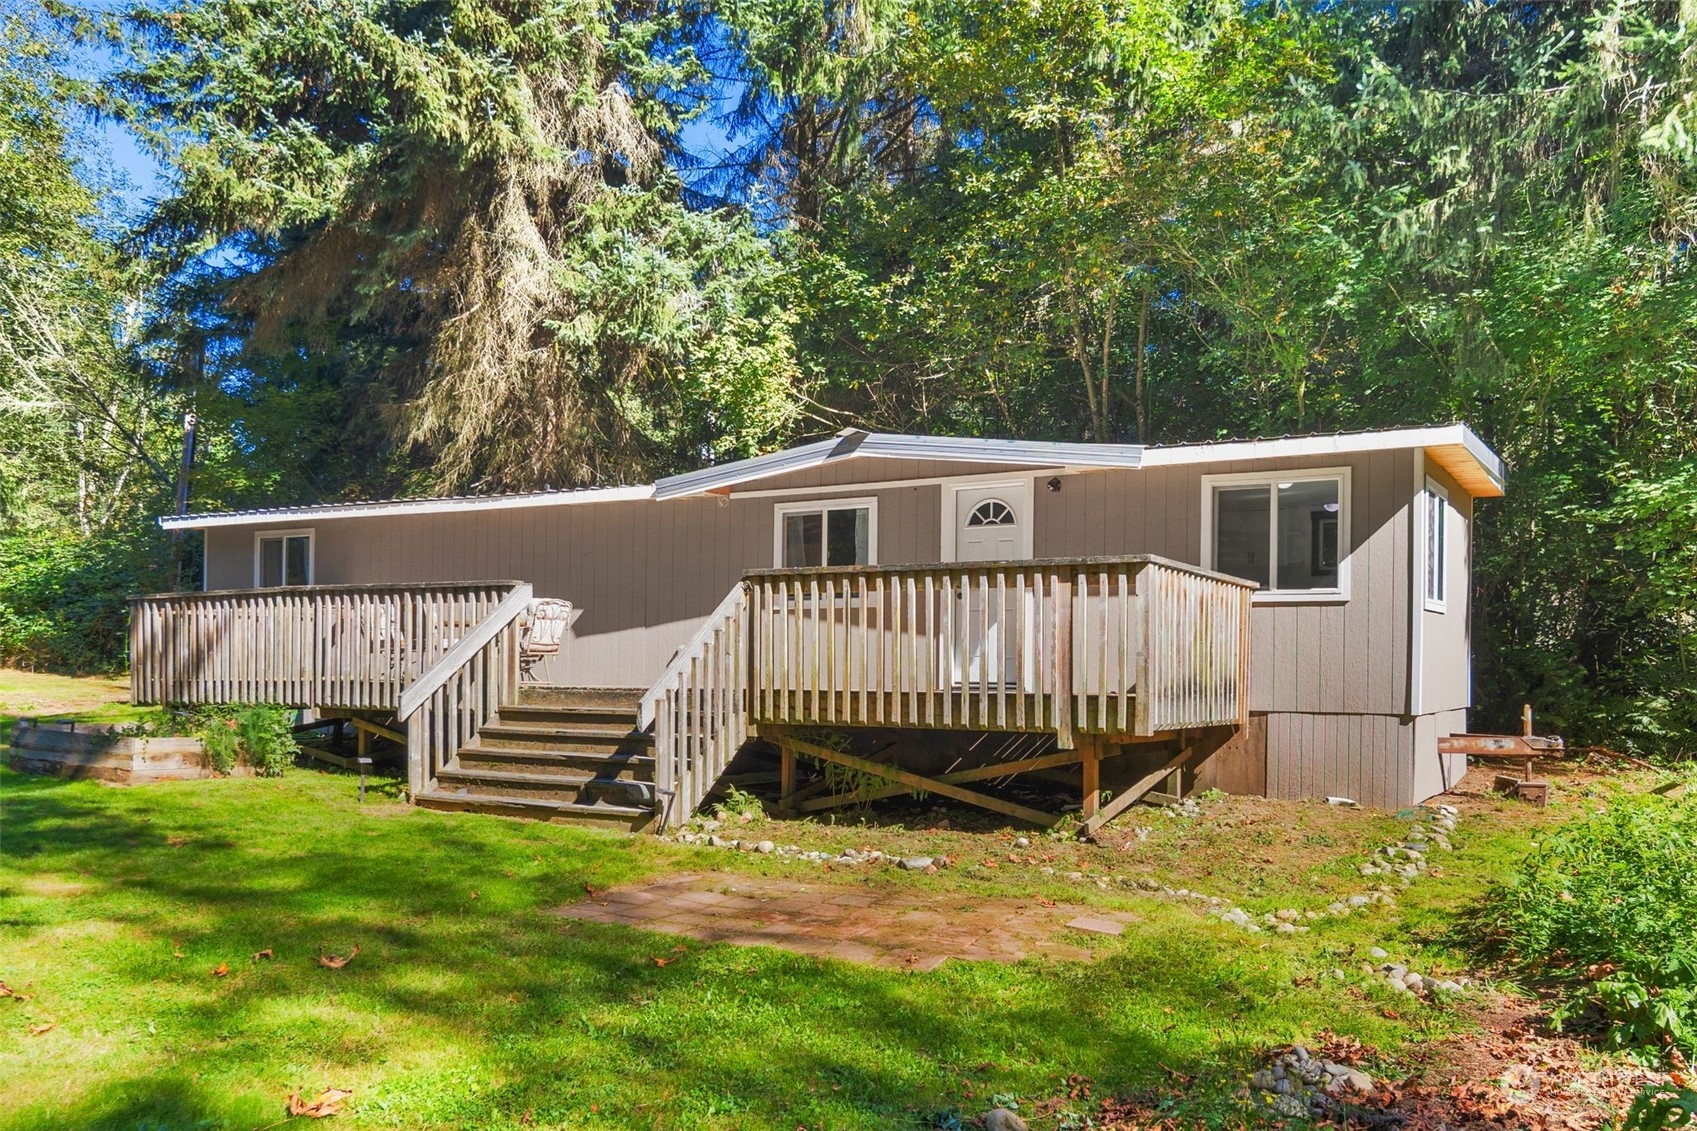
[945,481,1033,686]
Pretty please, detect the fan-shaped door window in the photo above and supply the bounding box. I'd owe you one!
[966,499,1016,527]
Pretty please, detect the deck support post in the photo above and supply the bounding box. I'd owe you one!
[356,722,372,759]
[1080,738,1101,821]
[1077,741,1197,838]
[778,744,796,809]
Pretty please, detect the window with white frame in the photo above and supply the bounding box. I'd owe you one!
[255,530,313,587]
[1423,479,1448,611]
[774,499,876,567]
[1203,471,1348,598]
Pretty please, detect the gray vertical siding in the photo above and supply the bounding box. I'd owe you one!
[1264,712,1415,809]
[1035,452,1414,717]
[204,480,947,688]
[1263,706,1468,809]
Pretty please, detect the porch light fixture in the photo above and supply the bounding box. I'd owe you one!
[1047,477,1062,492]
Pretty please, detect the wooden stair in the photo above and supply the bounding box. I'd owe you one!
[415,687,658,831]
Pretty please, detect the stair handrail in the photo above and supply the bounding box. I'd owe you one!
[638,581,751,730]
[640,581,751,828]
[397,582,532,801]
[398,583,532,721]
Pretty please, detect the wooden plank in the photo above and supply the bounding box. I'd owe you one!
[349,716,406,746]
[793,747,1089,811]
[776,735,1059,827]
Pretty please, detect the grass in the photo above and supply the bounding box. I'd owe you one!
[0,667,142,744]
[0,675,1651,1129]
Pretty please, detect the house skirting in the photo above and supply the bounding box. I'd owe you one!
[1255,708,1468,809]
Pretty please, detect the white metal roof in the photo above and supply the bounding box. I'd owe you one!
[1139,423,1505,497]
[649,429,1146,500]
[159,423,1504,530]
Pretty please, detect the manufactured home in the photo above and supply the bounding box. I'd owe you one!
[132,424,1503,831]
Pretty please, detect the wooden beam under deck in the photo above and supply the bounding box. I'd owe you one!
[767,732,1063,828]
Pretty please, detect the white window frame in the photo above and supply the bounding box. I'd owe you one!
[771,497,879,568]
[1199,467,1352,604]
[253,529,315,588]
[1423,477,1449,613]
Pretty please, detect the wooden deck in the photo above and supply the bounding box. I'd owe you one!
[642,556,1253,827]
[129,555,1254,831]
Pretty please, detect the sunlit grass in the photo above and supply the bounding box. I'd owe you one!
[0,763,1526,1130]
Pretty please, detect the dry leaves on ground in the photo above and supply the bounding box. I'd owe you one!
[212,962,229,977]
[0,981,33,1002]
[252,948,274,962]
[287,1088,353,1118]
[317,946,360,970]
[27,1021,56,1036]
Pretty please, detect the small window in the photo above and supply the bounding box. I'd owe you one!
[1204,471,1348,599]
[256,531,313,587]
[966,499,1015,527]
[1424,479,1448,611]
[775,500,875,567]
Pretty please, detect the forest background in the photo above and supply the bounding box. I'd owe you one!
[3,0,1695,756]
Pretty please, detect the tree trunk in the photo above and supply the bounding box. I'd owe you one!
[1133,287,1150,442]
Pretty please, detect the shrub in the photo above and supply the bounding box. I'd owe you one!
[1492,782,1697,1057]
[0,525,171,673]
[190,704,299,777]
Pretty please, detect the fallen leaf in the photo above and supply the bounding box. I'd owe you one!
[651,956,671,967]
[1381,1007,1400,1019]
[507,993,519,1003]
[287,1088,353,1118]
[212,963,229,977]
[171,940,185,960]
[470,891,480,900]
[583,883,601,898]
[27,1021,56,1037]
[252,949,274,962]
[0,981,32,1002]
[317,946,360,970]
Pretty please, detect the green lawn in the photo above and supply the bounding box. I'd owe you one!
[0,667,142,745]
[0,678,1621,1129]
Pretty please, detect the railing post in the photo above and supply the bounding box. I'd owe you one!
[1133,564,1154,736]
[1053,568,1075,749]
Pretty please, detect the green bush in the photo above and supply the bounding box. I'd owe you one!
[0,525,172,673]
[190,704,299,777]
[1492,784,1697,1057]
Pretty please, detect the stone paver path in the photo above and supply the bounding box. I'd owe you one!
[551,871,1139,969]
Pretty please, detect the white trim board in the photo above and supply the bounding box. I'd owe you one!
[162,484,655,531]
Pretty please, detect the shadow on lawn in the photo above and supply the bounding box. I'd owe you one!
[2,773,1288,1128]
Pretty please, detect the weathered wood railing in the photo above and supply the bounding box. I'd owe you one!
[640,584,750,829]
[743,555,1253,743]
[397,583,532,799]
[128,582,524,709]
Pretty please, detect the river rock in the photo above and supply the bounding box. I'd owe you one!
[984,1108,1029,1131]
